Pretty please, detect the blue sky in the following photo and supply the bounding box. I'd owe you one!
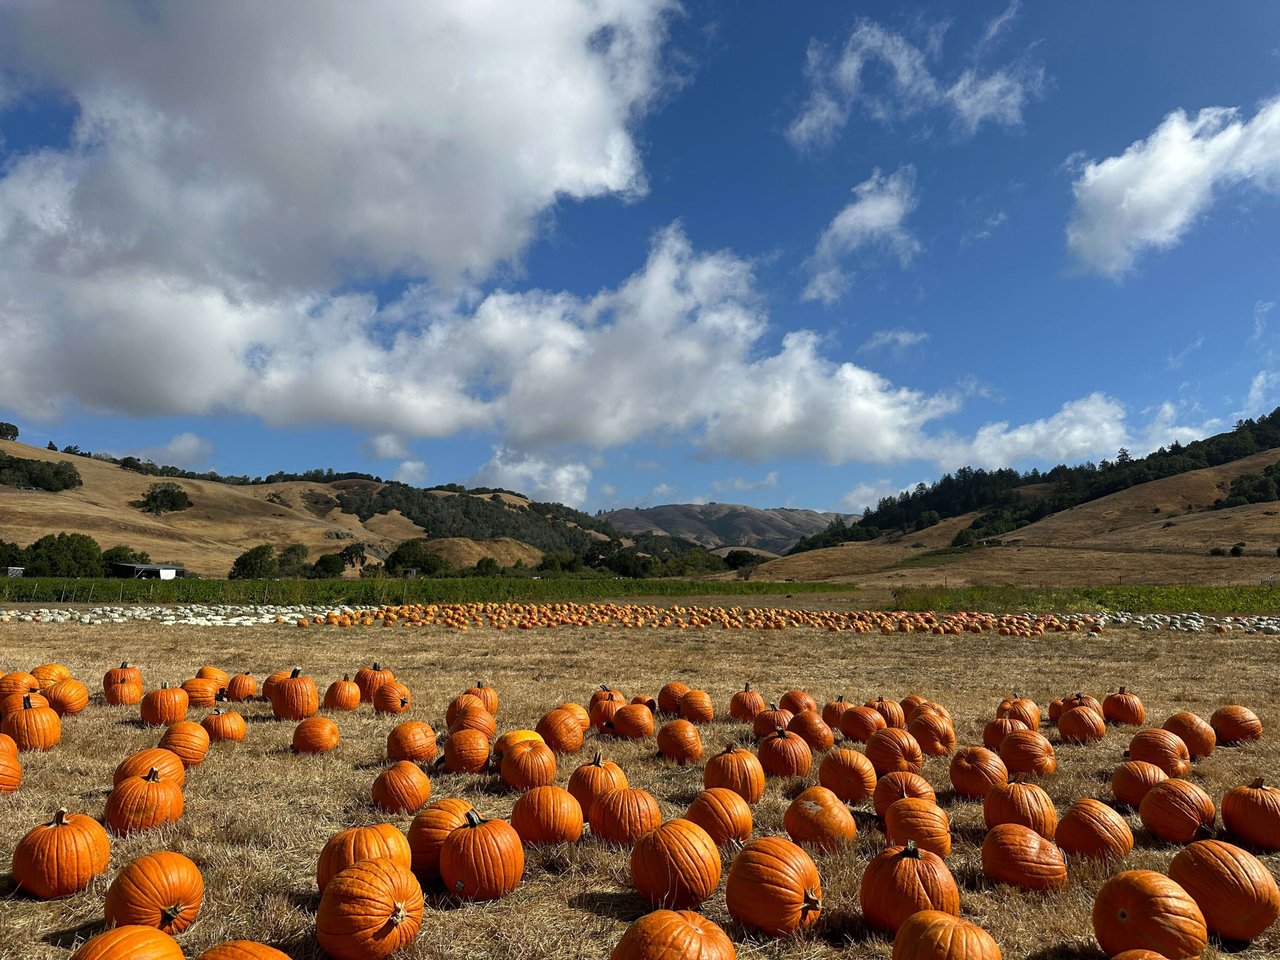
[0,2,1277,514]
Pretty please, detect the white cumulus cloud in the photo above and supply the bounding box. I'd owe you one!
[132,432,215,469]
[1066,95,1280,277]
[475,447,593,507]
[803,167,920,304]
[391,460,428,486]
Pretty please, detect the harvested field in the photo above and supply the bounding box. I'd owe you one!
[1,612,1277,959]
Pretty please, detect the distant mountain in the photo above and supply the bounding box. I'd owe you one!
[602,503,857,554]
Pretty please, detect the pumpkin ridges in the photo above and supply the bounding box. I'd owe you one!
[11,808,111,899]
[69,926,183,960]
[610,910,735,960]
[1221,777,1280,851]
[1167,839,1280,942]
[104,850,204,935]
[439,809,524,901]
[859,840,959,934]
[1092,869,1207,959]
[725,835,823,937]
[630,818,721,909]
[315,857,423,960]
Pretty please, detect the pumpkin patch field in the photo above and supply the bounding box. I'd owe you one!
[0,603,1277,959]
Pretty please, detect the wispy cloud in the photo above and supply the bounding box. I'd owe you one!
[860,328,929,353]
[712,471,779,493]
[788,12,1043,150]
[1252,300,1274,341]
[1165,335,1204,371]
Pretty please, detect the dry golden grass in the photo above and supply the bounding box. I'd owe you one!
[1,613,1277,959]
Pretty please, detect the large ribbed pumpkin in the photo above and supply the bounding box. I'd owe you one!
[818,747,878,803]
[729,682,766,723]
[840,705,888,743]
[2,694,61,750]
[69,926,183,960]
[536,707,586,754]
[1056,798,1134,860]
[610,910,736,960]
[591,788,663,845]
[860,841,959,934]
[1092,870,1207,959]
[315,857,423,960]
[1139,779,1215,844]
[685,788,752,846]
[1059,706,1107,744]
[225,672,256,702]
[1103,688,1146,726]
[463,680,499,715]
[373,680,412,715]
[569,752,628,820]
[201,709,246,743]
[316,824,412,892]
[981,823,1067,891]
[1111,760,1167,808]
[885,797,951,858]
[196,943,292,960]
[105,768,184,835]
[140,684,187,726]
[442,728,491,773]
[758,726,812,778]
[678,689,715,724]
[658,681,690,715]
[114,748,186,788]
[866,727,924,776]
[891,910,1002,960]
[1128,729,1191,778]
[511,785,583,845]
[158,720,210,767]
[271,668,319,721]
[657,719,704,765]
[725,836,822,937]
[46,678,90,716]
[1210,705,1263,744]
[982,717,1028,751]
[630,818,722,909]
[874,771,937,818]
[983,777,1057,839]
[908,711,956,757]
[407,798,472,878]
[440,810,524,901]
[949,746,1008,799]
[1162,711,1215,759]
[103,664,145,706]
[1167,839,1280,942]
[1222,778,1280,851]
[998,729,1056,778]
[386,721,437,763]
[293,716,340,754]
[783,786,857,852]
[323,676,361,711]
[104,851,204,934]
[354,663,395,703]
[371,761,431,814]
[12,809,111,899]
[499,738,557,791]
[703,744,765,804]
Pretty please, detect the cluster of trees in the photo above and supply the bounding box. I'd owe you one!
[337,482,622,556]
[791,408,1280,554]
[1213,461,1280,510]
[131,482,194,515]
[0,422,17,441]
[228,542,363,580]
[0,534,162,578]
[0,453,82,492]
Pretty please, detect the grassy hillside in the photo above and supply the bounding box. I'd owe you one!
[603,503,853,554]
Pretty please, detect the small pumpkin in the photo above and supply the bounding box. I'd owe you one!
[779,689,817,715]
[1128,728,1191,778]
[373,680,412,715]
[353,662,395,703]
[758,726,813,778]
[1058,706,1106,744]
[658,681,690,715]
[536,707,585,754]
[1210,705,1263,744]
[885,797,951,858]
[908,711,956,757]
[293,716,341,754]
[1103,687,1146,726]
[608,703,656,740]
[787,710,835,752]
[1162,711,1215,759]
[441,728,491,773]
[998,729,1056,778]
[982,717,1028,751]
[678,689,715,724]
[891,911,1002,960]
[728,681,766,723]
[158,720,210,767]
[200,709,246,743]
[45,678,90,716]
[114,748,185,788]
[499,738,557,791]
[1111,759,1167,808]
[866,695,906,729]
[463,680,499,715]
[822,695,855,728]
[140,683,188,726]
[874,771,937,818]
[271,667,319,721]
[752,703,794,739]
[2,694,61,750]
[225,671,257,702]
[656,718,704,764]
[610,910,736,960]
[324,675,361,711]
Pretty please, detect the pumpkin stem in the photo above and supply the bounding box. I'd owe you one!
[742,681,751,692]
[22,694,32,709]
[144,767,162,782]
[52,808,70,826]
[768,702,778,711]
[721,742,739,754]
[901,839,921,859]
[590,751,603,767]
[1250,777,1265,789]
[161,681,170,689]
[290,667,302,678]
[476,680,486,689]
[802,889,822,913]
[463,809,486,828]
[599,684,610,692]
[372,661,382,670]
[389,902,408,926]
[342,673,350,681]
[161,903,187,924]
[774,725,787,738]
[1118,686,1126,694]
[119,661,130,668]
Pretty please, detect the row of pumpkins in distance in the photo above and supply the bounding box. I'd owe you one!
[2,662,1278,960]
[290,603,1110,635]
